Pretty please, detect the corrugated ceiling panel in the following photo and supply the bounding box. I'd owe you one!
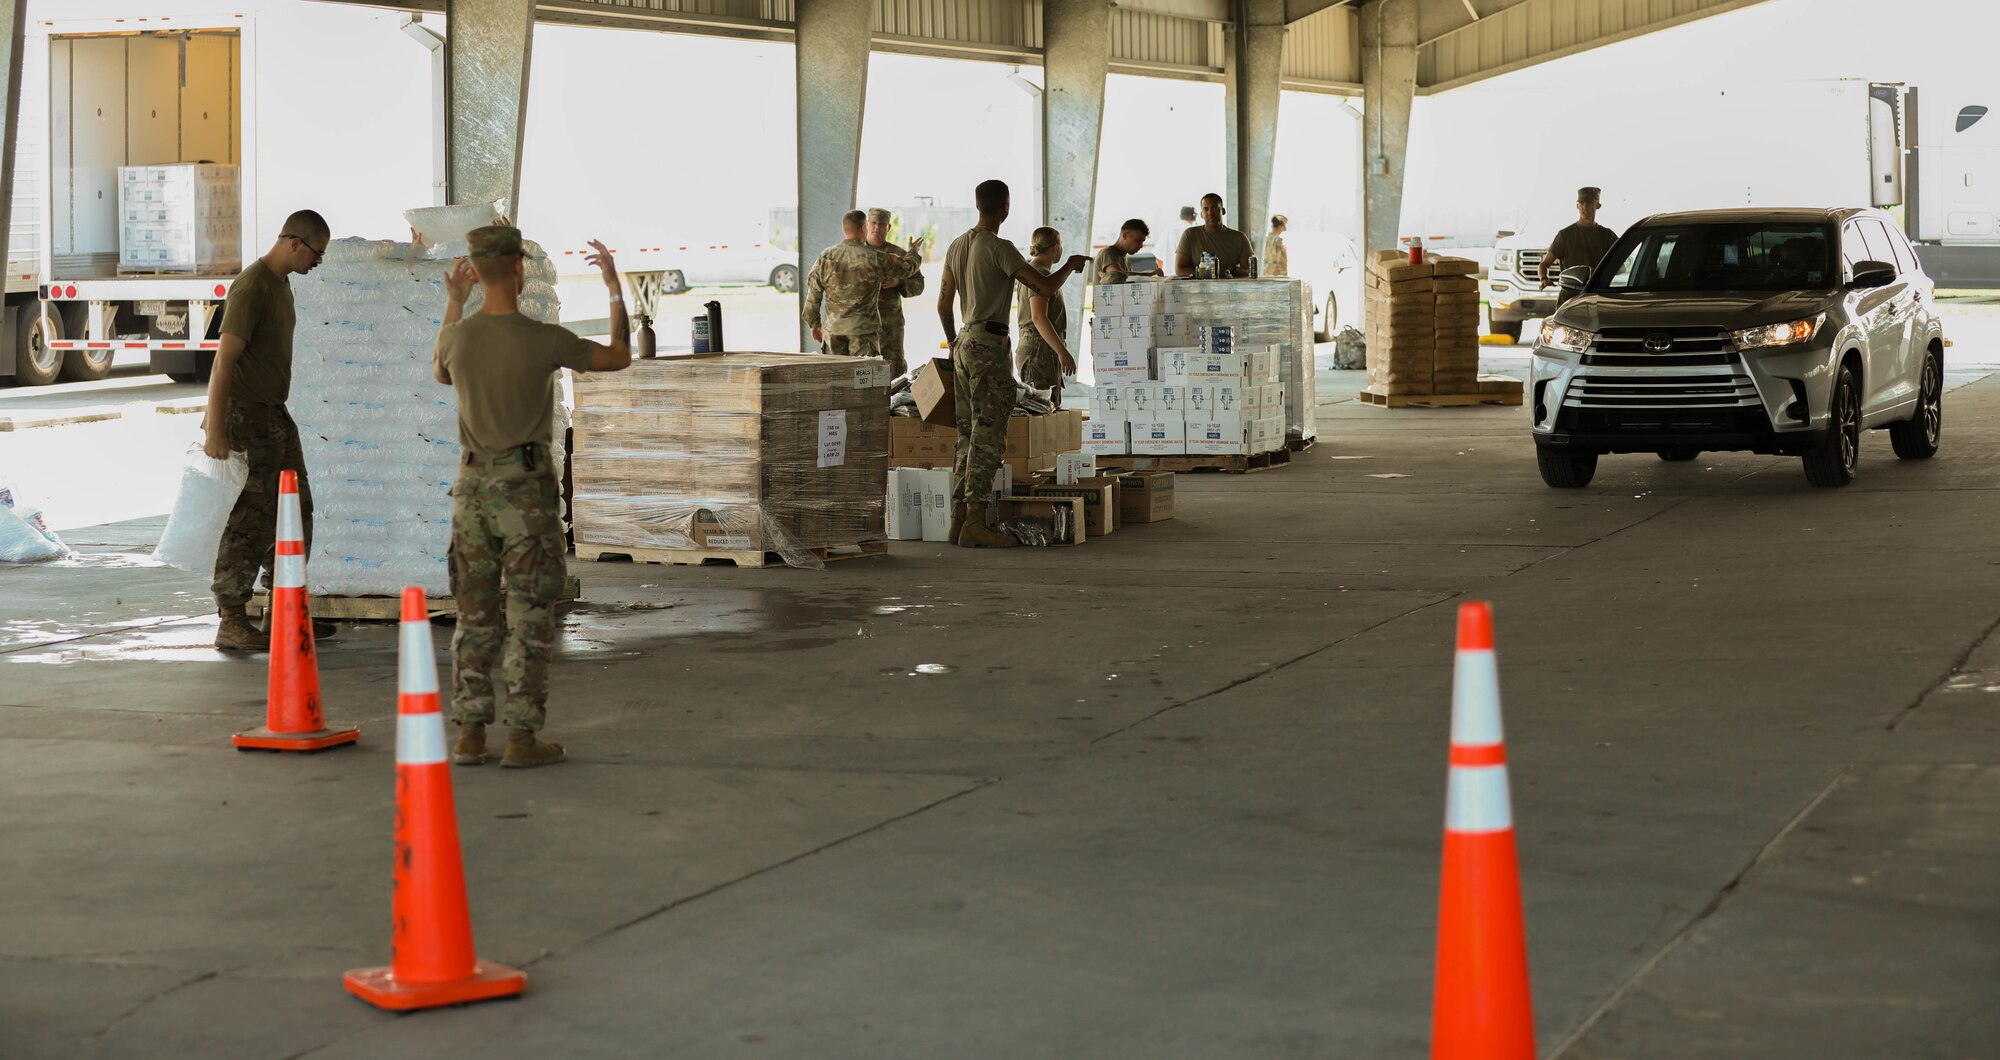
[1419,0,1766,91]
[1110,7,1217,73]
[1280,2,1358,87]
[874,0,1041,53]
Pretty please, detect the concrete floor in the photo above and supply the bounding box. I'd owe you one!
[4,376,1998,1059]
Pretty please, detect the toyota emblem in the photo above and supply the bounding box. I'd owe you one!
[1643,332,1674,352]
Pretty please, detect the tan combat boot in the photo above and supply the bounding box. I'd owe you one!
[948,502,966,545]
[955,503,1016,549]
[214,607,266,652]
[501,728,566,769]
[453,722,489,766]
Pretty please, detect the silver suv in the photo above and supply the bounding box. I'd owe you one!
[1528,207,1945,488]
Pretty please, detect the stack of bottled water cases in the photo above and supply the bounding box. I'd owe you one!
[288,237,567,597]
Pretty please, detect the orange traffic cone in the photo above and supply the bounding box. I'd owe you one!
[233,470,359,752]
[1431,601,1535,1059]
[344,587,525,1011]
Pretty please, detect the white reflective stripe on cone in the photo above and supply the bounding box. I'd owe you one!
[1451,651,1504,746]
[397,712,449,765]
[274,553,305,589]
[1445,764,1514,833]
[399,621,439,694]
[277,492,303,543]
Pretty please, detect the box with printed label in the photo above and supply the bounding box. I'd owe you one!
[1082,413,1128,455]
[1116,471,1175,523]
[1092,348,1149,383]
[1122,315,1156,343]
[1185,420,1247,455]
[1263,346,1286,383]
[1198,325,1234,354]
[890,416,957,467]
[1189,352,1246,381]
[1022,480,1116,537]
[1154,312,1194,346]
[1184,383,1216,419]
[1128,419,1186,455]
[1156,384,1185,417]
[1093,314,1124,343]
[1125,282,1161,310]
[1055,451,1096,484]
[919,468,954,542]
[1246,348,1272,385]
[886,468,925,540]
[1121,383,1158,417]
[1092,384,1125,413]
[1093,283,1125,311]
[1155,347,1196,386]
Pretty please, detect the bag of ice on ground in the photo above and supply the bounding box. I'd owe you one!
[0,483,69,563]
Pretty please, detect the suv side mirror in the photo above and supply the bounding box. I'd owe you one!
[1559,265,1592,291]
[1849,260,1896,289]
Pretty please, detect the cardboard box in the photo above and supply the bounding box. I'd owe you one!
[1023,479,1116,537]
[994,495,1084,544]
[918,468,953,542]
[1186,419,1247,455]
[1214,382,1247,415]
[1055,451,1096,484]
[889,416,956,466]
[1368,249,1435,282]
[1093,283,1125,311]
[1093,384,1125,413]
[1082,413,1127,455]
[1188,351,1246,380]
[1199,325,1234,354]
[911,357,955,427]
[1433,276,1480,295]
[1045,409,1084,453]
[1157,384,1185,416]
[1116,471,1175,523]
[1122,382,1158,418]
[1129,419,1186,455]
[1155,312,1194,346]
[1121,315,1156,343]
[1091,348,1149,384]
[1156,346,1196,385]
[1125,282,1161,310]
[886,468,925,540]
[1093,314,1124,343]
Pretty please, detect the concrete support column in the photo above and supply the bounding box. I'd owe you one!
[444,0,536,211]
[1225,0,1285,263]
[1042,0,1110,355]
[1359,0,1416,255]
[796,0,873,351]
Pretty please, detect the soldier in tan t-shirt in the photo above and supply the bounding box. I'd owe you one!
[937,179,1089,547]
[1092,218,1163,286]
[1174,193,1254,278]
[201,208,336,652]
[431,225,632,769]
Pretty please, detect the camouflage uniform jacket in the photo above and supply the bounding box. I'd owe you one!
[873,242,926,327]
[804,238,890,336]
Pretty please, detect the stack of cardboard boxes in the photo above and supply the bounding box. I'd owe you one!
[1363,251,1519,403]
[571,354,890,567]
[1086,279,1315,454]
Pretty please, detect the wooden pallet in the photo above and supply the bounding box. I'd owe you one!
[247,577,582,622]
[1101,448,1292,475]
[1357,384,1524,409]
[575,539,889,569]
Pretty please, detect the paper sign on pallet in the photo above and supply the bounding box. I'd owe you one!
[919,468,954,542]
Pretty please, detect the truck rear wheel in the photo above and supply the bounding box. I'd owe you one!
[166,351,214,385]
[12,302,64,387]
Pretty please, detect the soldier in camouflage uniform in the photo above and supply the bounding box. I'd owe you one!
[804,210,890,359]
[433,226,632,768]
[938,180,1089,548]
[201,209,337,651]
[864,207,926,380]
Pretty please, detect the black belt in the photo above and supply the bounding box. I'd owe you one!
[975,321,1007,336]
[463,442,548,471]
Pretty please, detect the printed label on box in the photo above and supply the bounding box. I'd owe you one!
[1157,385,1184,413]
[706,534,753,549]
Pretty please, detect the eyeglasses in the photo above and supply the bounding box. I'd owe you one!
[289,235,326,262]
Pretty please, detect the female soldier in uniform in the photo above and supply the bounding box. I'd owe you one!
[1014,227,1075,407]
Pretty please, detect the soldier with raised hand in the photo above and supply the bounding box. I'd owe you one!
[431,226,632,769]
[203,208,338,652]
[804,210,889,359]
[864,207,926,380]
[937,179,1090,548]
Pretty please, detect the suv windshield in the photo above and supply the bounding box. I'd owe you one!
[1591,222,1835,293]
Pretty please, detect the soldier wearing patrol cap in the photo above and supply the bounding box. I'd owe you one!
[804,210,892,359]
[863,207,927,380]
[431,226,633,769]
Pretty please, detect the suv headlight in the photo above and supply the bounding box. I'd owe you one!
[1732,314,1825,350]
[1496,249,1516,270]
[1538,321,1594,353]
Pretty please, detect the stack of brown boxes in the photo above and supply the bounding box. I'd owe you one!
[571,354,890,565]
[1363,251,1522,405]
[888,409,1085,480]
[1430,256,1482,395]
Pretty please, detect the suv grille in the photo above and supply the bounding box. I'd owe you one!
[1563,329,1763,413]
[1593,326,1729,355]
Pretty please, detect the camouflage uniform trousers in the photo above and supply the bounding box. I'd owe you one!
[447,446,567,733]
[951,328,1015,504]
[1015,333,1064,408]
[211,402,313,611]
[875,322,909,381]
[825,332,881,361]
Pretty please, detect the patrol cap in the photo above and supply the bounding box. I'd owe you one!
[467,225,524,259]
[866,208,892,225]
[1271,214,1288,226]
